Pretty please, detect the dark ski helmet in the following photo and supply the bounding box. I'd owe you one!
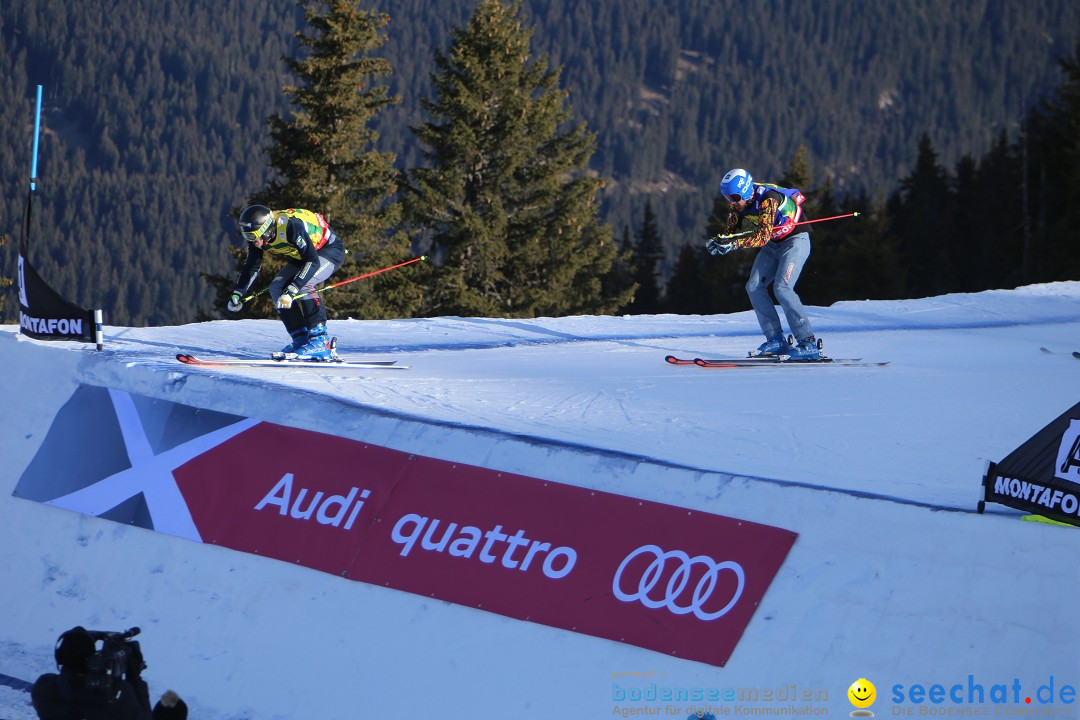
[239,205,274,242]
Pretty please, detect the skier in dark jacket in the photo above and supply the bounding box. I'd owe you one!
[706,168,821,360]
[31,627,187,720]
[227,204,346,360]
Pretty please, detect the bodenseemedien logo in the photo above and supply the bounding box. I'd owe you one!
[848,678,876,717]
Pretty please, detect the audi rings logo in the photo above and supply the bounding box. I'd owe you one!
[612,545,746,621]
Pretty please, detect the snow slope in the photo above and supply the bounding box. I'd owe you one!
[2,284,1079,720]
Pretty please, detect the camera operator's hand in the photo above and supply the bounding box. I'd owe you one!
[154,690,189,720]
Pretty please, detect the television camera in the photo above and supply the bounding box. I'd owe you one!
[56,626,147,699]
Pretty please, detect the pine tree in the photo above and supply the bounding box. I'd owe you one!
[602,225,638,312]
[0,234,10,312]
[626,200,663,314]
[1027,34,1080,283]
[955,133,1022,291]
[695,195,755,314]
[664,241,711,315]
[403,0,630,317]
[950,153,982,292]
[780,145,814,190]
[828,190,903,301]
[890,134,951,297]
[213,0,422,320]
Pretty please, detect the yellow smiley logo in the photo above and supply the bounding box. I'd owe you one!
[848,678,876,709]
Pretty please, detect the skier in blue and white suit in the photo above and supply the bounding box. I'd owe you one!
[706,168,820,360]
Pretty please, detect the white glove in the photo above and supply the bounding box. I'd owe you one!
[276,285,299,310]
[226,292,243,313]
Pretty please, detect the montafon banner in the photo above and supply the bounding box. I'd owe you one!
[982,400,1080,526]
[18,250,95,341]
[19,84,96,343]
[15,386,798,666]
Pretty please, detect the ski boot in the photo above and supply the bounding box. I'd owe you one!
[750,333,788,357]
[785,336,823,361]
[280,328,309,355]
[291,324,335,361]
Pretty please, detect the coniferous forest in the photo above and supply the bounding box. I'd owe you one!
[1,0,1079,325]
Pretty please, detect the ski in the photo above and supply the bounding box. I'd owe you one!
[666,354,787,365]
[692,357,888,368]
[176,353,408,370]
[665,354,882,367]
[660,356,799,367]
[1039,347,1080,359]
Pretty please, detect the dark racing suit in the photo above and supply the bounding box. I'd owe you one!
[233,208,345,336]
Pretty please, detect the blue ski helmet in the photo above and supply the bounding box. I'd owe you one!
[720,168,754,201]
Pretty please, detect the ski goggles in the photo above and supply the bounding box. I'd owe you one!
[242,216,275,243]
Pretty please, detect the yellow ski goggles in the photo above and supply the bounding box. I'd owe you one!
[242,215,275,243]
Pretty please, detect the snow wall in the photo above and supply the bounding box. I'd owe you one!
[1,329,1077,720]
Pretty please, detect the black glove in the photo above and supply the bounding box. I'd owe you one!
[706,238,738,256]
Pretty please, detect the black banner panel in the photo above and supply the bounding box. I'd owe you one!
[982,401,1080,526]
[18,252,95,342]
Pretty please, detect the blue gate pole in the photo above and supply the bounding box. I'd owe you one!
[30,85,42,191]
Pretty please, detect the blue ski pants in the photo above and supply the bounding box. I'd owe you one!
[745,231,814,342]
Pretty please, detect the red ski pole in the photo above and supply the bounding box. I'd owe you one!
[712,212,860,241]
[791,211,861,228]
[289,255,427,301]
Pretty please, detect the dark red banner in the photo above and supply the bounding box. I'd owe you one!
[173,422,796,666]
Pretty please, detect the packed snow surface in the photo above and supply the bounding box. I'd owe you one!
[2,283,1079,719]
